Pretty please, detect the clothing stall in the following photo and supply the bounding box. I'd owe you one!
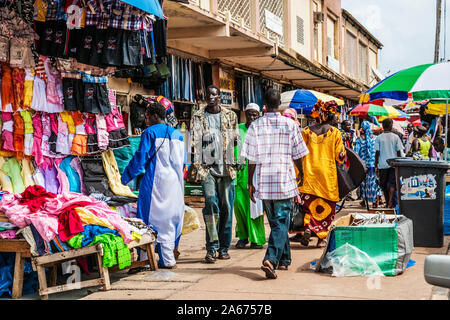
[0,0,171,299]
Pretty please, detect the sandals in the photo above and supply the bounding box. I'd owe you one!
[204,253,217,264]
[261,261,277,279]
[235,240,248,249]
[127,266,151,275]
[278,265,288,271]
[300,229,311,246]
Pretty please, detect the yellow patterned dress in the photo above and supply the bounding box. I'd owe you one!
[297,126,346,239]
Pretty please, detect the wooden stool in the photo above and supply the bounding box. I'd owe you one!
[32,244,110,300]
[0,239,31,299]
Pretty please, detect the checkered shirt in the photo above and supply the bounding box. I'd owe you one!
[108,0,125,29]
[241,112,309,200]
[84,0,100,26]
[96,0,113,29]
[121,5,143,30]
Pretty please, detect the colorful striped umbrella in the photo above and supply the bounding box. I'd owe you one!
[349,103,389,117]
[380,106,410,119]
[281,89,344,114]
[360,61,450,104]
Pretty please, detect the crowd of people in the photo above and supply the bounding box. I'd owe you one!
[122,85,447,279]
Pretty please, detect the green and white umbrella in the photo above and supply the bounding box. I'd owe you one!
[360,61,450,105]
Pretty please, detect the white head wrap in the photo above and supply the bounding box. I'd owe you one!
[245,103,260,112]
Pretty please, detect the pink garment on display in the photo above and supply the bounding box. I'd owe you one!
[32,112,45,166]
[42,56,64,112]
[105,106,125,132]
[84,116,97,134]
[1,112,14,151]
[0,229,17,239]
[95,114,109,150]
[56,115,71,155]
[54,158,71,194]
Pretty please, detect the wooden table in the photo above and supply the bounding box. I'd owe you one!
[0,239,32,299]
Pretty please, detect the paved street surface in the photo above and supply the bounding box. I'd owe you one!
[15,198,448,301]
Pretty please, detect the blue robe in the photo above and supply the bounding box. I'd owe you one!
[121,124,185,251]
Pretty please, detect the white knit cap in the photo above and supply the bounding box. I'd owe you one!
[245,103,260,112]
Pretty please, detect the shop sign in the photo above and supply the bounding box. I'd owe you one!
[220,90,233,106]
[400,174,437,200]
[220,78,235,91]
[265,9,283,36]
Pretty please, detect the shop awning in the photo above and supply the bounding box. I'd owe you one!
[121,0,164,18]
[163,1,367,103]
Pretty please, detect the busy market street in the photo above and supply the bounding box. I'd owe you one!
[1,0,450,307]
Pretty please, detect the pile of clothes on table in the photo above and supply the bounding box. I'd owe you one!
[0,185,155,270]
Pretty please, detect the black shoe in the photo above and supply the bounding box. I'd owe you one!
[218,252,230,260]
[204,253,217,264]
[157,263,177,269]
[235,240,249,249]
[250,243,263,249]
[300,229,311,246]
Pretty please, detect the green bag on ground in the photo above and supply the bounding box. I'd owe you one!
[317,214,413,276]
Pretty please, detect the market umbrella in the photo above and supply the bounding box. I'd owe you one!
[120,0,164,18]
[280,89,344,114]
[378,106,410,121]
[349,103,389,117]
[360,61,450,105]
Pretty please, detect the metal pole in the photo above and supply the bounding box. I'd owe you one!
[446,98,449,160]
[435,0,443,63]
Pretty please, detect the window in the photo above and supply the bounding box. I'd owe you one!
[297,16,304,45]
[345,31,357,78]
[327,17,336,58]
[359,42,368,83]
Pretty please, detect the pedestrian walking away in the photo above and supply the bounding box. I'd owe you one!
[234,103,266,250]
[191,85,240,264]
[296,100,347,248]
[241,89,309,279]
[122,99,185,270]
[375,118,403,208]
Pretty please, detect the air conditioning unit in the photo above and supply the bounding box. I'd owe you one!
[314,12,324,23]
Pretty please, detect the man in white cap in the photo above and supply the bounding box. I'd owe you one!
[234,103,266,249]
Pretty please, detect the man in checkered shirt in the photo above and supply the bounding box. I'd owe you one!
[241,89,309,279]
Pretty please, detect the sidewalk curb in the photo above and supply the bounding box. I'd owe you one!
[430,242,450,300]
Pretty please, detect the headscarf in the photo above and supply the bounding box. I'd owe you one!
[282,108,300,126]
[155,95,178,127]
[310,100,339,123]
[359,120,376,167]
[361,120,373,137]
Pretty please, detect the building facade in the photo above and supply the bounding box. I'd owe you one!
[163,0,383,111]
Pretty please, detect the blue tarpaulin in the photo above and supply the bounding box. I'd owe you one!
[120,0,164,19]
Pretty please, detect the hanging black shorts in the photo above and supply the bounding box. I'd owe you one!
[83,82,100,113]
[62,78,84,111]
[101,27,123,67]
[89,28,107,67]
[51,21,67,58]
[96,83,111,114]
[77,26,96,65]
[35,21,54,57]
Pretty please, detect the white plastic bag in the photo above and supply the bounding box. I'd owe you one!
[322,243,385,277]
[182,205,201,235]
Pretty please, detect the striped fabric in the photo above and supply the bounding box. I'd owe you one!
[241,112,309,200]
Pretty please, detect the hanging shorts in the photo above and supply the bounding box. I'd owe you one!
[83,82,99,113]
[122,30,143,67]
[51,21,68,58]
[63,78,84,111]
[35,21,54,57]
[66,28,83,58]
[76,26,96,65]
[89,28,107,68]
[96,83,111,114]
[101,28,123,67]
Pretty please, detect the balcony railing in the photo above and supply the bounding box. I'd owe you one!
[259,0,285,46]
[218,0,252,29]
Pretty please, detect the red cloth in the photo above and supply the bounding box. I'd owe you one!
[18,185,57,213]
[57,201,92,241]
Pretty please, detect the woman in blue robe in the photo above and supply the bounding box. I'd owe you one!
[122,100,185,269]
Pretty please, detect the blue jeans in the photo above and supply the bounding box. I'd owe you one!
[262,199,293,268]
[201,173,235,255]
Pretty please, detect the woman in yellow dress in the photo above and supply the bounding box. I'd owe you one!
[297,101,346,247]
